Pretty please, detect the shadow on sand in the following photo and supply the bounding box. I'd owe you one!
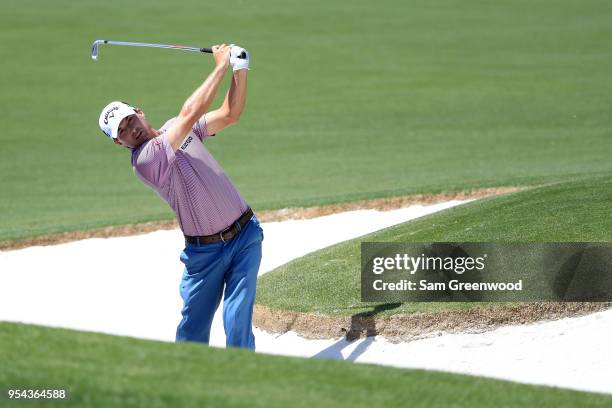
[313,303,402,361]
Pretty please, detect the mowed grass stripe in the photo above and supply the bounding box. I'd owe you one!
[1,0,612,241]
[1,322,611,407]
[256,176,612,315]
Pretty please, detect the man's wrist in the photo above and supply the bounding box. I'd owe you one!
[213,64,228,77]
[233,69,248,78]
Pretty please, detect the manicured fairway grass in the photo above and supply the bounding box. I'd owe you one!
[1,322,610,407]
[2,0,612,241]
[256,176,612,315]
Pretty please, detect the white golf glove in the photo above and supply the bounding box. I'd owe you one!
[229,44,249,71]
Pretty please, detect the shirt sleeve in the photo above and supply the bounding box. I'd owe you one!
[192,114,215,141]
[132,133,176,188]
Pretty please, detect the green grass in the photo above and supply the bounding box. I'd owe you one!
[256,176,612,315]
[2,0,612,241]
[1,322,610,407]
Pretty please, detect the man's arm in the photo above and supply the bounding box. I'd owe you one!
[203,69,248,136]
[165,44,231,151]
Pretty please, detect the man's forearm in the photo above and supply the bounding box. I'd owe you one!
[225,70,247,121]
[181,65,227,121]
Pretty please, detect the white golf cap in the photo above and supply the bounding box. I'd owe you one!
[98,101,137,140]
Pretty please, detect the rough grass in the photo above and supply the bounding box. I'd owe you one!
[1,322,611,407]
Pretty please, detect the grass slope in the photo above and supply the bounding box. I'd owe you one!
[256,176,612,315]
[1,322,611,407]
[2,0,612,241]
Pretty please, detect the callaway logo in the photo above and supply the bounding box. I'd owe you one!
[180,135,193,150]
[103,106,119,125]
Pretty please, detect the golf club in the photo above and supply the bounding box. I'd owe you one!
[91,40,247,61]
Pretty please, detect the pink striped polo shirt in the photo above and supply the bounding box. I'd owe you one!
[131,116,248,236]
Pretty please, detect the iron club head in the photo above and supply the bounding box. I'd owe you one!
[91,40,105,61]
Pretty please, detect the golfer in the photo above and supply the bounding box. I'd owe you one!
[97,44,262,349]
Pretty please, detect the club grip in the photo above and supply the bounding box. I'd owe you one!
[200,47,247,59]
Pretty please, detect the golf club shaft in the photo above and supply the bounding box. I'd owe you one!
[91,40,246,61]
[98,40,211,53]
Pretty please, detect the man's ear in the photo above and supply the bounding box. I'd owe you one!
[113,139,122,145]
[135,107,145,118]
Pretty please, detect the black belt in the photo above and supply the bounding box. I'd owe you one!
[184,208,254,245]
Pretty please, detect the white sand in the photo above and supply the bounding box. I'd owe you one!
[1,200,611,394]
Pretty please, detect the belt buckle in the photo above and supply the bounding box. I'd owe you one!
[219,224,233,243]
[219,217,244,244]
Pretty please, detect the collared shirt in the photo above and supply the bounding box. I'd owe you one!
[131,116,248,236]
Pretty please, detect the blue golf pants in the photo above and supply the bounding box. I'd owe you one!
[175,215,263,349]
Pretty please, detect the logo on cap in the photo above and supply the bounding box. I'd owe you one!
[103,106,119,125]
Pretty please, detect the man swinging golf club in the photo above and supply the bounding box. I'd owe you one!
[97,44,262,349]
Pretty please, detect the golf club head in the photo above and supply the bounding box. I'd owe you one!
[91,40,104,61]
